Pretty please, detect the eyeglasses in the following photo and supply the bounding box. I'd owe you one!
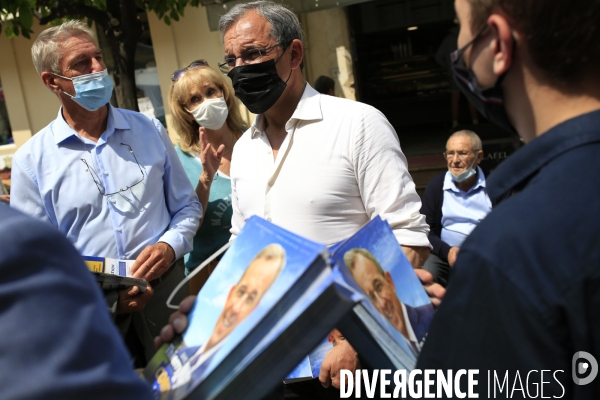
[171,59,209,82]
[218,43,284,73]
[81,143,145,196]
[443,150,479,160]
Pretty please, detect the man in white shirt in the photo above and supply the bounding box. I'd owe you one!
[220,1,430,268]
[216,0,432,391]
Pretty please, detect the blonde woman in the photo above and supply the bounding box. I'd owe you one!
[168,60,247,293]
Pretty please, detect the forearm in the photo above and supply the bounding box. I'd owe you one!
[195,172,212,228]
[401,245,431,269]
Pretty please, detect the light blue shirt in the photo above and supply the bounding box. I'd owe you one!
[11,106,202,261]
[441,166,492,248]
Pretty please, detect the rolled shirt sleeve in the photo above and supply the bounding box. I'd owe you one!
[352,106,430,248]
[154,118,202,259]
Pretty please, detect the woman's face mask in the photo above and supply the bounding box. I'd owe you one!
[186,96,229,130]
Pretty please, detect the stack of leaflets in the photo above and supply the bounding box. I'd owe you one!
[285,216,434,381]
[144,216,358,400]
[83,256,147,291]
[145,216,434,399]
[332,216,434,371]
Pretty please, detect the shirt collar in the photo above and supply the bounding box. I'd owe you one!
[443,166,486,193]
[487,109,600,201]
[52,105,131,145]
[250,83,323,138]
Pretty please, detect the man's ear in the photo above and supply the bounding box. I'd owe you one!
[476,149,484,164]
[41,71,62,94]
[487,14,514,77]
[289,38,304,70]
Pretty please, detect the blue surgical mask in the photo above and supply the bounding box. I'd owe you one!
[54,69,114,111]
[451,157,478,183]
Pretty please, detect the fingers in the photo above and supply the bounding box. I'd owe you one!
[117,282,154,314]
[319,358,332,388]
[179,295,197,314]
[131,244,171,281]
[199,127,208,148]
[414,268,433,284]
[426,283,446,308]
[216,144,225,159]
[154,298,196,349]
[130,246,152,278]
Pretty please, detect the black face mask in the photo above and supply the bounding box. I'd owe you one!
[450,26,517,133]
[227,57,292,115]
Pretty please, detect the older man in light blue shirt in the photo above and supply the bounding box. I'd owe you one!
[10,20,201,365]
[421,130,493,287]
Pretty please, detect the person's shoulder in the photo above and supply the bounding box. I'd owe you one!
[320,95,384,119]
[0,206,60,250]
[14,121,56,160]
[425,171,447,191]
[113,107,158,125]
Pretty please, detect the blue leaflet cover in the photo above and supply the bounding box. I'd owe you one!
[285,336,332,380]
[329,216,435,367]
[221,267,359,397]
[144,216,326,399]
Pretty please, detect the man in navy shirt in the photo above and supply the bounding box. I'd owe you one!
[0,204,153,399]
[417,0,600,398]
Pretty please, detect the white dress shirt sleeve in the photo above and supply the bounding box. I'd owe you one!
[352,107,430,248]
[153,119,203,259]
[229,145,243,241]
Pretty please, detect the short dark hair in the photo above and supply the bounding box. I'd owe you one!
[467,0,600,86]
[314,75,335,95]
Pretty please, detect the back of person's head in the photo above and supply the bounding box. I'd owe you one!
[447,130,482,151]
[31,20,97,75]
[314,76,335,95]
[467,0,600,86]
[168,65,247,153]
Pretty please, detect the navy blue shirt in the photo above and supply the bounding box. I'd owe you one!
[417,110,600,398]
[0,204,153,399]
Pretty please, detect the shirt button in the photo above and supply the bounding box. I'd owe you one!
[104,171,109,175]
[267,149,272,154]
[109,198,116,203]
[267,218,272,221]
[116,227,122,232]
[121,256,126,260]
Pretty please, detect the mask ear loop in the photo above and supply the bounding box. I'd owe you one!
[165,241,233,309]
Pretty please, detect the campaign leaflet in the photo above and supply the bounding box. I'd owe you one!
[285,336,332,382]
[330,216,435,370]
[144,216,331,400]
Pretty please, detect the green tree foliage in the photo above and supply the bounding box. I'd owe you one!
[1,0,201,110]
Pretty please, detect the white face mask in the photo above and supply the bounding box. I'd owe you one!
[186,96,228,130]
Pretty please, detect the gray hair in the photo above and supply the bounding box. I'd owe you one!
[218,1,304,46]
[31,20,97,75]
[448,130,482,151]
[344,248,385,277]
